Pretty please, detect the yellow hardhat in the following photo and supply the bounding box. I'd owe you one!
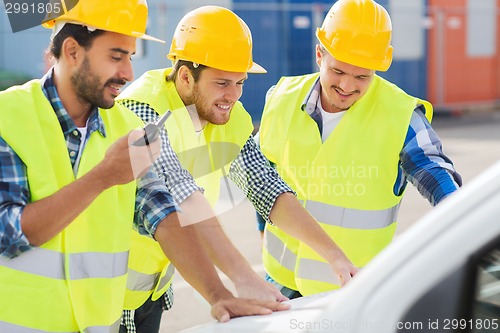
[167,6,266,74]
[316,0,393,71]
[42,0,164,43]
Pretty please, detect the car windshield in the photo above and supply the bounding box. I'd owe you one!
[473,245,500,331]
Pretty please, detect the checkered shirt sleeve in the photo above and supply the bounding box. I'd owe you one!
[119,99,203,204]
[228,136,295,222]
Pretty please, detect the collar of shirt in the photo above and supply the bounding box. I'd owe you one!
[40,68,106,138]
[303,77,323,134]
[302,77,322,116]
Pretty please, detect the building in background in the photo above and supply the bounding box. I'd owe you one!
[1,0,499,120]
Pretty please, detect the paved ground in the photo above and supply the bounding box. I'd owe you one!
[160,109,500,332]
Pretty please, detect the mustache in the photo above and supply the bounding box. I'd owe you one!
[332,85,360,95]
[105,78,127,86]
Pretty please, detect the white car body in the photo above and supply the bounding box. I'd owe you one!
[181,161,500,333]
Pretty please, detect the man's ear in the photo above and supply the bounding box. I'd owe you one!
[177,65,193,88]
[61,37,83,66]
[315,44,323,68]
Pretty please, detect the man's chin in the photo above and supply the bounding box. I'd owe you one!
[330,101,353,112]
[209,114,231,125]
[99,99,116,110]
[210,119,230,126]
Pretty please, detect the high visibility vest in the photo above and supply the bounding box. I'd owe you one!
[118,68,253,308]
[260,74,433,295]
[0,80,142,332]
[259,74,321,291]
[123,230,175,310]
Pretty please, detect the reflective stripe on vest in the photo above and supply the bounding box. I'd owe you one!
[264,230,297,272]
[264,201,399,287]
[127,264,175,292]
[156,264,175,293]
[0,249,128,279]
[296,258,339,285]
[124,230,172,310]
[262,224,300,290]
[296,204,400,287]
[305,200,399,229]
[0,318,121,333]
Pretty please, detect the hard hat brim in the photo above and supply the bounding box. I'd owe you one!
[130,31,165,44]
[248,61,267,74]
[44,20,165,44]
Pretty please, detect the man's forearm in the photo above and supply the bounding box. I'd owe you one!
[154,211,233,305]
[180,191,256,283]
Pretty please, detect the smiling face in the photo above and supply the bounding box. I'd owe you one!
[316,44,375,113]
[178,66,247,127]
[71,31,136,109]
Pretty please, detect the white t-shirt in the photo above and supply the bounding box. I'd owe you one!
[318,98,346,143]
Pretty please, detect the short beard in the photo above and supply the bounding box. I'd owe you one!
[71,56,115,109]
[192,84,230,126]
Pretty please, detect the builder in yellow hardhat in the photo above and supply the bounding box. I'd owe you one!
[255,0,462,299]
[0,1,289,332]
[117,5,356,331]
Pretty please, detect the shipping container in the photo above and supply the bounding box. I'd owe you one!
[427,0,500,111]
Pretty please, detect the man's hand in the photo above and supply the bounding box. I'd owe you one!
[329,250,359,287]
[269,193,359,287]
[234,275,288,302]
[20,129,159,247]
[96,129,161,187]
[211,296,290,322]
[127,129,161,179]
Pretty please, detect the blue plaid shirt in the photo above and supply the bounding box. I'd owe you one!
[0,69,180,259]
